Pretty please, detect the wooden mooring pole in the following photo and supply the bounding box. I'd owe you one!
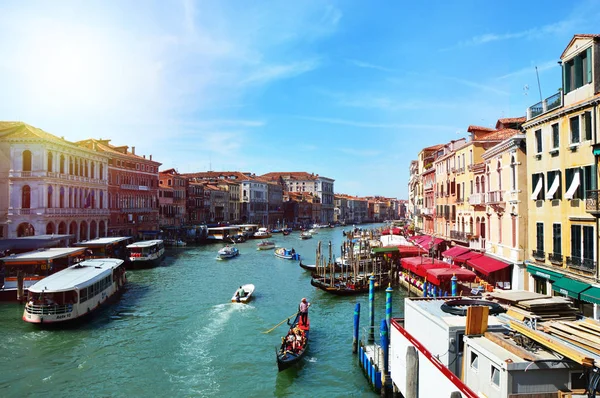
[405,346,418,398]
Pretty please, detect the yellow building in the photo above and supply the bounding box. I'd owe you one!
[524,34,600,319]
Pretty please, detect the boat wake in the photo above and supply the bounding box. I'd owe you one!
[168,303,250,396]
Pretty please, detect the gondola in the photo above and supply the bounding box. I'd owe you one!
[298,260,316,272]
[310,276,384,296]
[276,312,310,372]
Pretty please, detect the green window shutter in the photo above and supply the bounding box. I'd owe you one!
[585,112,592,141]
[583,226,594,260]
[587,47,593,83]
[574,55,583,88]
[592,163,598,190]
[571,225,581,258]
[564,63,571,93]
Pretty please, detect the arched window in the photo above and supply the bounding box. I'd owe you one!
[22,150,32,171]
[475,177,480,193]
[60,154,65,174]
[90,162,95,179]
[481,176,486,193]
[59,187,65,208]
[47,186,53,208]
[511,156,516,191]
[99,191,104,209]
[47,152,53,172]
[69,157,74,175]
[85,161,89,178]
[22,185,31,209]
[99,163,104,180]
[497,160,502,191]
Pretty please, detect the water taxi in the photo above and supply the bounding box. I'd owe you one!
[74,236,133,261]
[253,227,272,239]
[256,240,276,250]
[126,240,165,269]
[300,232,312,240]
[0,247,87,301]
[217,245,239,259]
[22,258,126,325]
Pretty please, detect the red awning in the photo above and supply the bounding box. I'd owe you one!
[466,255,511,276]
[426,267,477,286]
[453,251,484,264]
[416,236,445,250]
[407,235,423,242]
[397,245,427,256]
[382,227,402,235]
[401,256,449,278]
[441,246,471,259]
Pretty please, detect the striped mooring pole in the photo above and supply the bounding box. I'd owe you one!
[353,302,360,354]
[369,274,376,343]
[385,284,392,331]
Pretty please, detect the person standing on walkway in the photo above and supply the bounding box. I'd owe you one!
[299,297,310,325]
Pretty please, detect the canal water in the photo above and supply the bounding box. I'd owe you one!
[0,224,408,397]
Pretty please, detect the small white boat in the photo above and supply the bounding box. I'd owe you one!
[217,245,239,259]
[253,228,272,239]
[300,232,312,240]
[256,240,276,250]
[23,258,127,325]
[126,240,165,269]
[274,247,301,260]
[308,229,318,235]
[231,284,255,303]
[165,238,187,247]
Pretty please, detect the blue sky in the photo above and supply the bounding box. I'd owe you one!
[1,1,599,198]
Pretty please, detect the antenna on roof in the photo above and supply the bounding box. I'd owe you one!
[535,66,543,102]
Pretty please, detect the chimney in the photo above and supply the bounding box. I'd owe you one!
[132,146,135,155]
[150,154,153,161]
[143,155,146,159]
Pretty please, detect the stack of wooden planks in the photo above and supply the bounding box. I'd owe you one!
[542,319,600,356]
[486,291,578,322]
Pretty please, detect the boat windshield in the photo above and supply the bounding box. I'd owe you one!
[26,290,78,306]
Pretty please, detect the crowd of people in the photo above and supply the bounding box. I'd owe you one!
[283,327,306,354]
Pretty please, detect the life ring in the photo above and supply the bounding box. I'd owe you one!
[440,299,506,316]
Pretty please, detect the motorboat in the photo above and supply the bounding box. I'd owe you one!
[257,240,276,250]
[300,232,312,240]
[217,245,240,259]
[253,228,273,239]
[231,284,255,303]
[126,240,165,269]
[274,247,301,260]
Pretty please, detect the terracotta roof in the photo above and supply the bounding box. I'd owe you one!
[560,34,600,59]
[475,128,521,141]
[77,138,161,164]
[422,144,444,152]
[467,125,495,133]
[261,172,326,181]
[497,117,525,125]
[182,171,253,181]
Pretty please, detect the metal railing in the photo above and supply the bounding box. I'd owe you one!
[450,230,467,242]
[566,256,596,272]
[527,91,563,120]
[25,304,73,315]
[548,252,563,264]
[586,190,600,214]
[532,249,545,261]
[468,193,485,205]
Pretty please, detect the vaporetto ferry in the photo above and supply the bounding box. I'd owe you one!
[126,239,165,269]
[22,258,126,325]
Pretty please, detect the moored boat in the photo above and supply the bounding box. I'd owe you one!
[231,283,255,303]
[298,260,316,272]
[253,228,272,239]
[126,240,165,269]
[274,247,300,260]
[217,245,240,259]
[256,240,276,250]
[22,258,127,325]
[282,229,291,236]
[276,312,310,371]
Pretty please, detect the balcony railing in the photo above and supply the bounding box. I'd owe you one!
[566,256,596,273]
[450,230,467,242]
[586,190,600,216]
[532,249,545,261]
[548,252,563,265]
[486,190,504,204]
[527,91,563,120]
[9,207,110,216]
[9,170,107,185]
[468,193,485,205]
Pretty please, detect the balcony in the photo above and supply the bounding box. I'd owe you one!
[566,256,596,273]
[585,190,600,216]
[421,208,433,216]
[468,193,485,206]
[450,230,467,242]
[486,190,504,204]
[548,252,563,265]
[9,207,110,216]
[9,170,106,185]
[527,91,563,120]
[532,249,545,262]
[121,184,151,191]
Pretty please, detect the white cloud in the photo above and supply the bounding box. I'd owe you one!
[300,116,456,131]
[347,59,395,73]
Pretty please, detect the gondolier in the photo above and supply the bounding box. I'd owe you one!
[298,298,310,325]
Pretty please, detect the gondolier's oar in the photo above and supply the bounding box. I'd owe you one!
[262,313,298,334]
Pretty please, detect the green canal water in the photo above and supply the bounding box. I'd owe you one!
[0,224,408,397]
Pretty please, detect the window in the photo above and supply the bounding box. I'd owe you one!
[582,165,597,199]
[491,365,500,387]
[511,157,516,190]
[583,111,592,141]
[536,222,544,252]
[571,225,581,259]
[531,173,544,200]
[570,116,580,144]
[564,47,592,93]
[565,168,582,200]
[553,224,561,255]
[470,352,479,370]
[552,123,559,149]
[545,170,561,200]
[22,150,32,171]
[535,129,542,153]
[583,226,594,262]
